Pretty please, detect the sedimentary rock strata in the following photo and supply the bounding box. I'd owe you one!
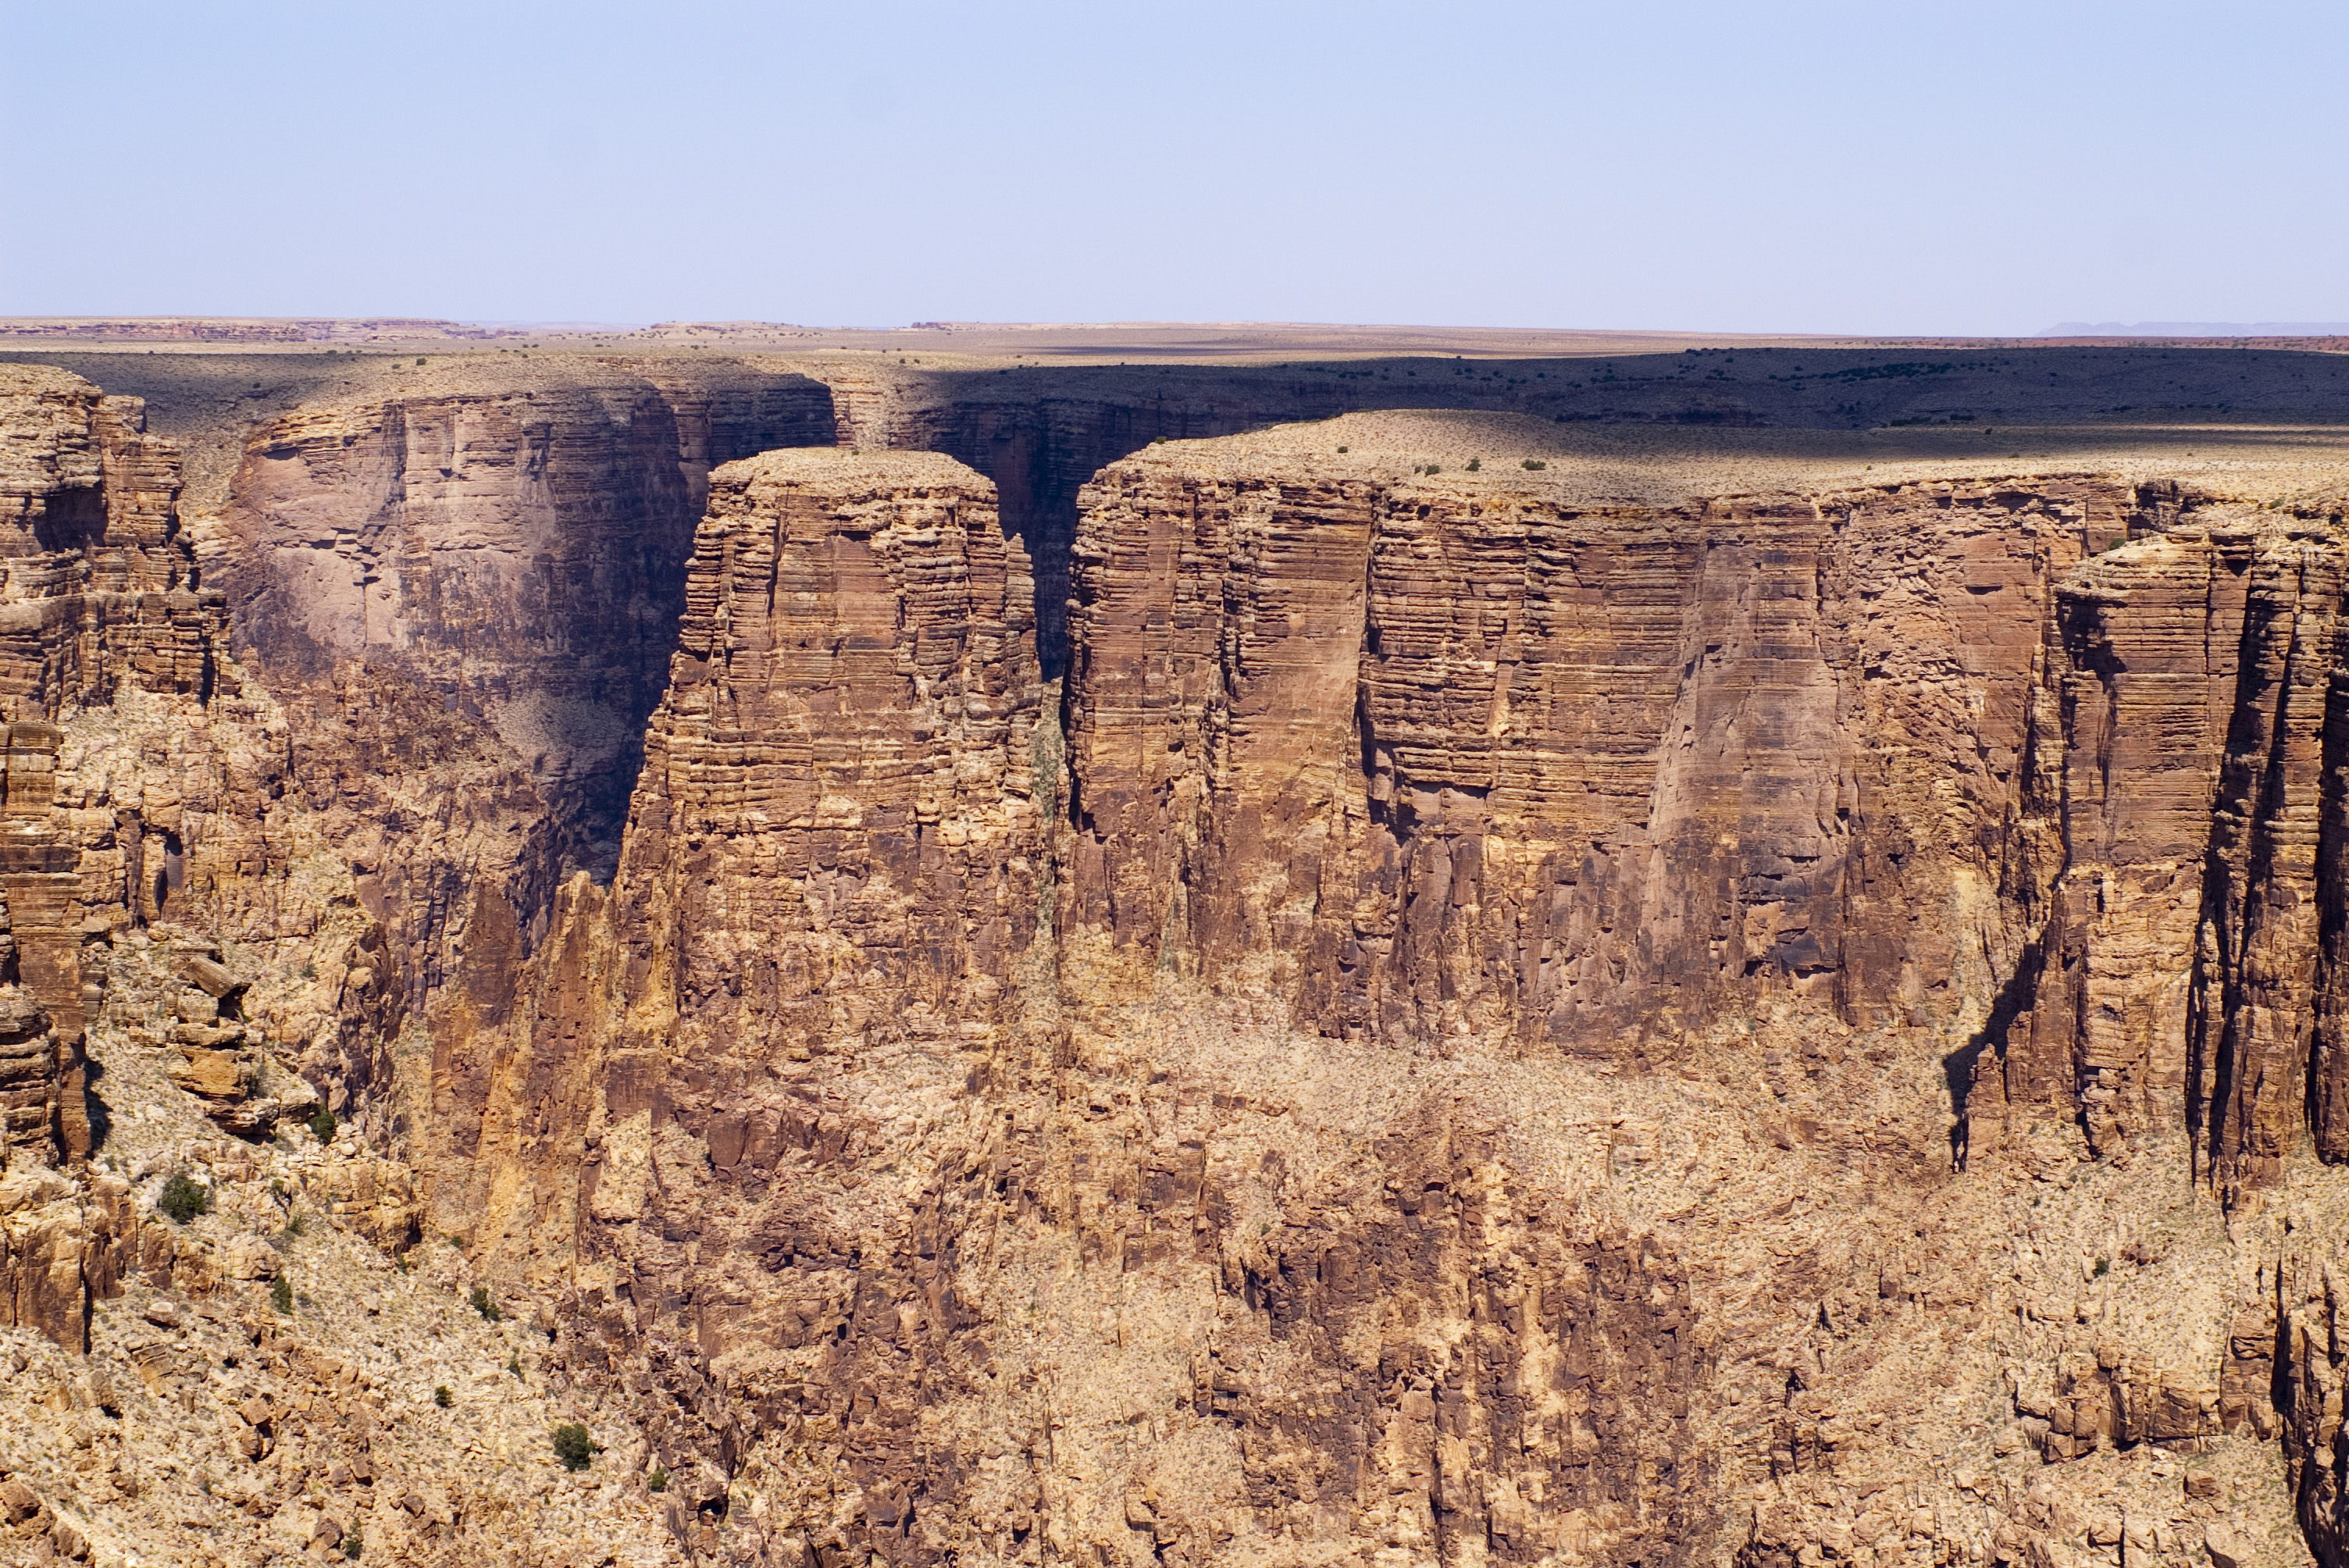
[392,412,2344,1568]
[0,987,59,1160]
[0,366,393,1351]
[0,367,690,1562]
[1060,438,2131,1055]
[221,362,835,871]
[1973,501,2349,1212]
[17,344,2349,1567]
[611,447,1044,1063]
[0,365,219,715]
[378,410,2349,1568]
[208,364,839,1247]
[472,447,1045,1260]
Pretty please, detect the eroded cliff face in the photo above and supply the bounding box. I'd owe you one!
[20,351,2349,1568]
[212,362,838,1238]
[0,367,203,1347]
[0,366,218,717]
[1970,501,2349,1213]
[465,449,1046,1267]
[613,448,1046,1067]
[0,369,704,1566]
[409,415,2349,1568]
[223,362,836,875]
[842,373,1371,676]
[0,367,378,1355]
[452,448,1734,1566]
[807,344,2349,681]
[1058,448,2152,1058]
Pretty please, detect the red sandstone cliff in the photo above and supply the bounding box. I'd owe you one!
[445,417,2349,1567]
[212,363,837,1235]
[1060,445,2140,1053]
[0,367,248,1349]
[17,351,2349,1566]
[504,444,1727,1565]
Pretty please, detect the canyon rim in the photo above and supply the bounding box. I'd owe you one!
[0,324,2347,1568]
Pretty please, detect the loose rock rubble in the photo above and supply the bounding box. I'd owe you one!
[0,1099,682,1566]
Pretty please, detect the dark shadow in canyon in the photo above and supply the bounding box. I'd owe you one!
[872,345,2349,675]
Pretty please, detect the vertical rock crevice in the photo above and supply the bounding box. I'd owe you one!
[1969,494,2349,1204]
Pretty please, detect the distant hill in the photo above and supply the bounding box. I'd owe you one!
[2039,319,2349,337]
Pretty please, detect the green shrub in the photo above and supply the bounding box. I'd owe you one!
[1522,459,1547,470]
[1335,445,1349,453]
[647,1466,668,1492]
[158,1174,211,1224]
[508,1352,522,1377]
[309,1108,337,1145]
[1465,458,1481,472]
[552,1422,596,1472]
[1423,464,1442,476]
[469,1285,503,1323]
[271,1274,294,1314]
[344,1536,362,1559]
[433,1385,453,1408]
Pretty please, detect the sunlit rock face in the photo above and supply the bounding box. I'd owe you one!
[19,343,2349,1568]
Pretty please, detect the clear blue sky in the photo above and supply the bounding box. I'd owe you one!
[3,0,2344,334]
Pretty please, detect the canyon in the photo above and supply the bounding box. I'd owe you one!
[1,330,2348,1568]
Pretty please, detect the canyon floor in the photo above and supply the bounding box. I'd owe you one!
[1,326,2347,1568]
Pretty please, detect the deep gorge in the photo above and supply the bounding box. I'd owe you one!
[3,341,2349,1568]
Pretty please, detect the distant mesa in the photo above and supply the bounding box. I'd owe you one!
[0,316,649,344]
[0,316,519,342]
[634,319,814,337]
[2038,319,2349,337]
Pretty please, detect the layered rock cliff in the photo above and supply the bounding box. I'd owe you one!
[0,368,703,1566]
[18,348,2349,1568]
[212,362,838,1238]
[810,344,2349,680]
[0,365,398,1305]
[223,361,836,880]
[472,447,1046,1265]
[1060,441,2137,1054]
[0,370,392,1413]
[0,365,216,1349]
[494,446,1732,1566]
[420,414,2349,1568]
[1973,498,2349,1205]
